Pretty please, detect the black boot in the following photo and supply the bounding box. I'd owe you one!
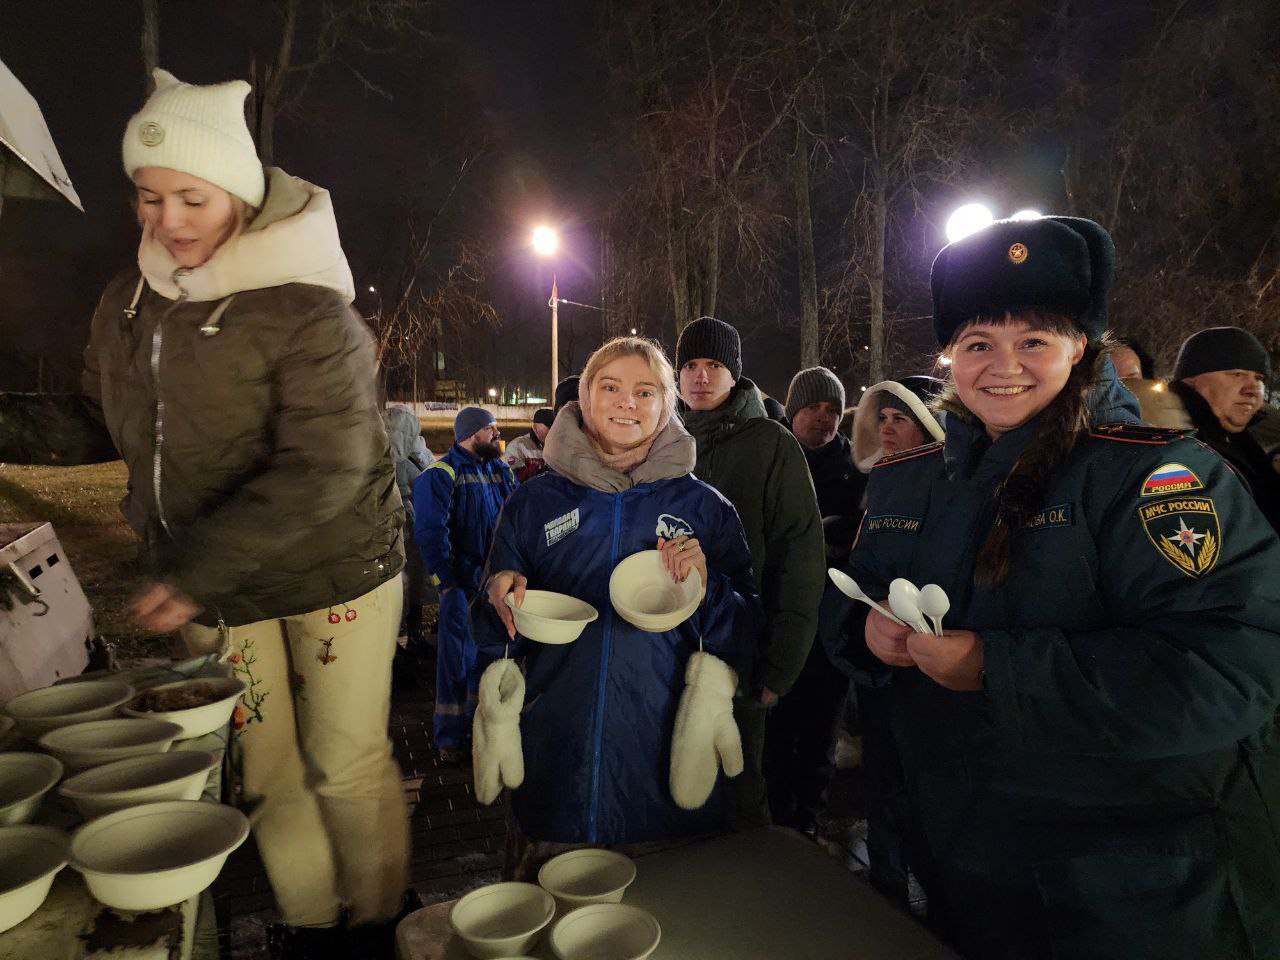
[266,922,348,960]
[345,889,425,959]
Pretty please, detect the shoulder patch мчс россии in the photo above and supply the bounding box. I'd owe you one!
[1138,495,1221,579]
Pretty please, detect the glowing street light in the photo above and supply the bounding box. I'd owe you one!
[487,387,497,399]
[630,327,637,335]
[945,203,994,243]
[1010,209,1042,221]
[532,225,559,258]
[368,285,376,293]
[532,225,562,398]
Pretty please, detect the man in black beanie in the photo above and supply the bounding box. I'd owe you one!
[675,316,826,831]
[1171,326,1280,533]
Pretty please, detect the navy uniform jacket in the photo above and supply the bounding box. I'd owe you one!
[413,443,517,592]
[474,470,760,845]
[825,378,1280,959]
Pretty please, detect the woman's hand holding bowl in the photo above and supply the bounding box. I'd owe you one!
[657,535,707,598]
[487,569,528,639]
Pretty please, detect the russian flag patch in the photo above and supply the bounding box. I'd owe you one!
[1141,462,1204,497]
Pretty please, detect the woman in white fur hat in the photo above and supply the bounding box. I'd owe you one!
[82,69,410,959]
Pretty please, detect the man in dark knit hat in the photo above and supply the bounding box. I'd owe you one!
[1171,326,1280,533]
[414,406,518,761]
[674,316,826,830]
[760,366,866,835]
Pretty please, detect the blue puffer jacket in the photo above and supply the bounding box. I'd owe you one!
[413,444,517,592]
[474,470,760,844]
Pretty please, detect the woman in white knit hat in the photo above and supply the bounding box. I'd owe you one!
[82,69,411,959]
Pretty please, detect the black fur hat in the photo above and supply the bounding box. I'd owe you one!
[930,216,1115,346]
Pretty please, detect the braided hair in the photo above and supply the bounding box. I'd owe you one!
[933,311,1115,587]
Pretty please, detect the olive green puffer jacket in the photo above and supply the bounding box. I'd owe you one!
[82,170,403,626]
[681,379,825,696]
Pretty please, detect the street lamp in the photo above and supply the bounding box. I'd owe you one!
[532,225,561,397]
[945,203,994,243]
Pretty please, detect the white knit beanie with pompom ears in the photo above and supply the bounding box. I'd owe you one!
[122,68,265,207]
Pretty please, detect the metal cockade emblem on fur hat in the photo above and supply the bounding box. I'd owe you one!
[138,121,164,146]
[1007,242,1028,264]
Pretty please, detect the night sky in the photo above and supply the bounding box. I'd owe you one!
[0,0,618,397]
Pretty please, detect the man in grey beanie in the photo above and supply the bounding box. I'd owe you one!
[763,366,867,835]
[1170,326,1280,533]
[413,406,518,760]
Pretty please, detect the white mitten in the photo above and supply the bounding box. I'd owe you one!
[472,659,525,805]
[669,652,743,810]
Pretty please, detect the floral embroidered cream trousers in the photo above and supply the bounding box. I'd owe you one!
[183,576,408,927]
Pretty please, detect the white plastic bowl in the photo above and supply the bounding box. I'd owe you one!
[69,800,249,911]
[2,680,135,738]
[550,903,661,960]
[0,753,63,826]
[39,718,184,772]
[449,881,556,959]
[120,678,247,740]
[0,825,68,933]
[504,591,598,645]
[58,751,219,819]
[538,849,636,911]
[609,551,702,632]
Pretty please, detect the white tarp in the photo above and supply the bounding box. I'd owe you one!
[0,56,81,210]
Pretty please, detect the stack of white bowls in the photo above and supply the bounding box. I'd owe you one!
[0,674,252,929]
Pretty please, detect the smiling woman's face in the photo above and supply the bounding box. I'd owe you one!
[948,318,1085,441]
[133,167,238,268]
[588,353,664,453]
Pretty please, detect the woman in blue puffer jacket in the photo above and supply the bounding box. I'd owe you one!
[476,336,760,878]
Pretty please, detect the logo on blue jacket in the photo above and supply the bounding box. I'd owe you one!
[655,513,694,540]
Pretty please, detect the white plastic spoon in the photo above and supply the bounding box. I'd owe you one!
[888,579,931,635]
[919,583,950,636]
[827,568,909,627]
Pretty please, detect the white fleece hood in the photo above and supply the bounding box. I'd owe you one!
[852,379,946,471]
[137,166,355,303]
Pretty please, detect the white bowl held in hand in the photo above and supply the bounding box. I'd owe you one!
[504,591,598,645]
[0,753,63,826]
[0,825,68,933]
[3,680,135,738]
[609,551,701,633]
[550,903,661,960]
[39,718,184,772]
[538,849,636,911]
[449,881,556,959]
[70,800,249,911]
[120,678,248,740]
[58,751,219,820]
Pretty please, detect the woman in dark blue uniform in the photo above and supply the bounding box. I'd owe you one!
[828,216,1280,958]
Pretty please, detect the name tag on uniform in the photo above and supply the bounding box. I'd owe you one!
[1023,503,1073,531]
[864,514,923,534]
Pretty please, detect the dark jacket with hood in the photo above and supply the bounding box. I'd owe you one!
[82,168,404,627]
[681,379,826,697]
[473,404,760,844]
[823,375,1280,958]
[1171,380,1280,534]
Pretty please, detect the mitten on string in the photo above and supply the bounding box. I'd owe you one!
[670,651,743,810]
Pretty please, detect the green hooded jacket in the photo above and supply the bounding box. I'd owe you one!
[82,168,403,626]
[681,378,825,696]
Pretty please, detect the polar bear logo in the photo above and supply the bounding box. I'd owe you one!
[655,513,694,540]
